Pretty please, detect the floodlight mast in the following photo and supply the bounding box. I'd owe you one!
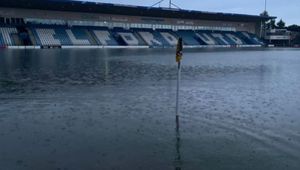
[264,0,267,12]
[151,0,181,9]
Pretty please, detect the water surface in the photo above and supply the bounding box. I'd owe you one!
[0,48,300,170]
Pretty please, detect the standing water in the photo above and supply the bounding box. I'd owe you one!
[0,48,300,170]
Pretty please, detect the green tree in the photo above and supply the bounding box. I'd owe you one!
[287,25,300,32]
[277,19,286,29]
[267,20,276,29]
[260,10,269,17]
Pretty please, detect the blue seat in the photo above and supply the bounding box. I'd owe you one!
[133,28,167,47]
[235,31,264,45]
[69,27,91,45]
[30,26,43,45]
[226,31,247,45]
[0,26,18,46]
[54,28,72,45]
[220,31,238,45]
[0,33,4,45]
[157,29,178,46]
[206,31,227,45]
[89,27,119,46]
[113,27,146,46]
[176,30,200,45]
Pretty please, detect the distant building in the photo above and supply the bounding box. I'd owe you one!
[265,29,292,46]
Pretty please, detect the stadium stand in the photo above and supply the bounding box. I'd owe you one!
[240,32,264,45]
[54,27,72,45]
[176,30,201,45]
[90,28,119,46]
[136,29,164,47]
[211,33,231,45]
[225,32,245,45]
[0,0,275,48]
[0,24,265,47]
[36,29,59,45]
[158,30,178,46]
[195,30,263,46]
[0,33,4,46]
[117,32,140,46]
[0,25,263,47]
[0,26,18,46]
[66,28,91,45]
[150,30,171,47]
[195,32,217,45]
[113,27,140,46]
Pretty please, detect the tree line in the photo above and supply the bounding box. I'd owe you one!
[267,19,300,31]
[266,18,300,45]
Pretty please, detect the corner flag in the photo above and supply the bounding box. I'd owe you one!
[176,38,183,63]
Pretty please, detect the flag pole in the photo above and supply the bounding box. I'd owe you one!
[176,38,183,123]
[175,37,183,170]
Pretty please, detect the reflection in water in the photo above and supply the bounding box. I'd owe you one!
[175,115,182,170]
[104,52,110,83]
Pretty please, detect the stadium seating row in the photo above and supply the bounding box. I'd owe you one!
[0,25,264,47]
[0,27,18,46]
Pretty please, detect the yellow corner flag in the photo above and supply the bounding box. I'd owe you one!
[176,38,183,63]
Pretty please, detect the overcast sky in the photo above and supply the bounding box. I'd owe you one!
[83,0,300,25]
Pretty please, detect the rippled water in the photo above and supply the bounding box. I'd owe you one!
[0,48,300,170]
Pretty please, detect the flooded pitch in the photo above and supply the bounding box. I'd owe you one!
[0,48,300,170]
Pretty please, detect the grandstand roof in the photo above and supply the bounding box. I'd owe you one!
[0,0,276,22]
